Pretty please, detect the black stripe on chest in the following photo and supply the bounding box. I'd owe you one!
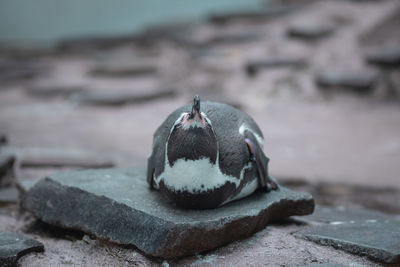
[167,126,217,166]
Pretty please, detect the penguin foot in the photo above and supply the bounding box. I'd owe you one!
[263,175,279,192]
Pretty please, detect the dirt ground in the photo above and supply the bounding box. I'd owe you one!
[1,0,400,266]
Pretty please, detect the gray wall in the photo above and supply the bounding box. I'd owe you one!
[0,0,264,46]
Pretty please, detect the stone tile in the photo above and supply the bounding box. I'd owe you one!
[0,231,44,267]
[0,155,14,187]
[69,88,176,106]
[208,5,300,24]
[0,187,19,204]
[295,205,390,224]
[90,63,158,77]
[2,147,115,169]
[245,57,308,76]
[0,132,7,146]
[26,85,85,99]
[297,263,348,267]
[295,219,400,263]
[21,167,314,258]
[288,22,335,40]
[365,46,400,68]
[315,71,377,92]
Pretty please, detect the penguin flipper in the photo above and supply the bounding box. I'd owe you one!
[244,130,278,192]
[147,156,155,190]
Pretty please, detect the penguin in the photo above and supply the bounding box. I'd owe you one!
[147,95,278,209]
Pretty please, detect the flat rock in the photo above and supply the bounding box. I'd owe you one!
[297,264,347,267]
[0,231,44,267]
[0,187,19,204]
[0,132,7,145]
[2,147,115,169]
[0,60,48,84]
[0,154,15,187]
[295,219,400,263]
[203,31,263,46]
[288,23,335,40]
[26,85,85,99]
[90,63,158,77]
[69,88,175,106]
[295,205,390,224]
[21,167,314,258]
[245,58,308,76]
[315,71,377,92]
[209,5,299,24]
[365,46,400,68]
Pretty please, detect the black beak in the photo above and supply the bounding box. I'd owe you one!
[189,95,200,119]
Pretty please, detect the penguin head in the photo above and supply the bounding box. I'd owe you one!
[167,95,218,166]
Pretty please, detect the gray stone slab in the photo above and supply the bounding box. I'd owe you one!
[69,89,176,106]
[288,23,335,40]
[26,85,85,99]
[0,154,14,187]
[208,5,299,24]
[0,231,44,267]
[0,132,7,146]
[90,63,158,77]
[315,71,377,92]
[366,46,400,68]
[245,57,308,77]
[0,187,19,204]
[297,263,348,267]
[295,219,400,263]
[295,205,390,224]
[21,167,314,258]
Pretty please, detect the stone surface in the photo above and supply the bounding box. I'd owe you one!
[295,205,390,224]
[315,71,377,92]
[295,219,400,263]
[365,46,400,68]
[21,167,314,258]
[0,132,7,146]
[202,31,262,46]
[0,187,18,204]
[1,147,116,169]
[245,57,307,76]
[288,22,335,40]
[0,231,44,267]
[90,63,158,77]
[69,89,175,106]
[0,60,48,84]
[298,264,348,267]
[0,155,14,187]
[19,154,115,169]
[26,85,85,99]
[209,5,299,24]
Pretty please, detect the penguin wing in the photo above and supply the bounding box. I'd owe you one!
[244,130,278,191]
[202,102,256,178]
[202,101,278,192]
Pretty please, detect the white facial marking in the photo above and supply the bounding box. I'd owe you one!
[181,112,209,130]
[239,123,264,148]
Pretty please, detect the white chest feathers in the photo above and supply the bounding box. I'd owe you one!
[153,157,255,195]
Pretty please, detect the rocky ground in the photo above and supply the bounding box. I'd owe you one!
[1,0,400,266]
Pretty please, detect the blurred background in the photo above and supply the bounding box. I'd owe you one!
[0,0,400,208]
